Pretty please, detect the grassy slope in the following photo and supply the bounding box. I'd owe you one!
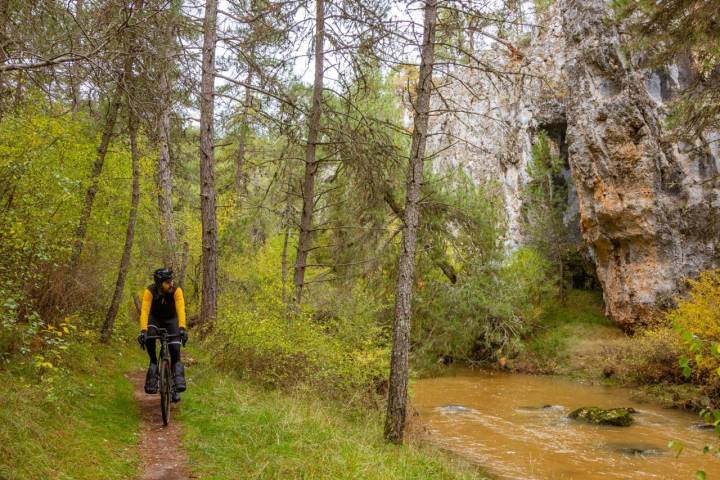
[514,289,704,407]
[180,359,489,480]
[0,341,143,480]
[515,289,622,376]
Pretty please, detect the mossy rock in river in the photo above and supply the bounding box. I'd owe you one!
[568,407,635,426]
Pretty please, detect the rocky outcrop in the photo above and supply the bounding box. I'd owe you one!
[560,0,720,329]
[427,12,572,249]
[429,0,720,330]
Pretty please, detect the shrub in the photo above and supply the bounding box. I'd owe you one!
[413,247,556,368]
[0,100,154,362]
[666,270,720,405]
[604,327,685,384]
[210,235,389,404]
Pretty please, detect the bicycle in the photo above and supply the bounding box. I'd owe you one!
[144,328,182,426]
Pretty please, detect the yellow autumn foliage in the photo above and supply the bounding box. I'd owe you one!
[669,270,720,375]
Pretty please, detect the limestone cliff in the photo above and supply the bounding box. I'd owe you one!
[430,0,720,329]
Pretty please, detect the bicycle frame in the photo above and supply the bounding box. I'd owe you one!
[145,328,182,360]
[145,327,182,425]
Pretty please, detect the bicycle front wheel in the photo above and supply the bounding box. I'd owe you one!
[160,359,171,425]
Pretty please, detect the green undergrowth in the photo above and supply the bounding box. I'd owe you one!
[514,289,618,375]
[510,289,705,408]
[0,338,143,480]
[180,357,490,480]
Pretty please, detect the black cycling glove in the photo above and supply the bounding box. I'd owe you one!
[137,330,147,350]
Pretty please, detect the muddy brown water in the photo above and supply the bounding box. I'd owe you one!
[413,370,720,479]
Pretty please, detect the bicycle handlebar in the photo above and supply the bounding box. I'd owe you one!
[145,333,183,340]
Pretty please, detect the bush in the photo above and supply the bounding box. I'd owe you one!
[665,270,720,405]
[210,235,389,404]
[0,105,95,358]
[600,327,685,384]
[0,98,160,362]
[413,247,556,368]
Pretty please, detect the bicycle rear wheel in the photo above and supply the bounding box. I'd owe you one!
[160,358,171,425]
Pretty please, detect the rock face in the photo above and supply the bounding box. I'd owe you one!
[429,0,720,330]
[560,0,720,329]
[428,11,572,250]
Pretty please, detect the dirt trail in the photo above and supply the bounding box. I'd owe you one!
[128,371,190,480]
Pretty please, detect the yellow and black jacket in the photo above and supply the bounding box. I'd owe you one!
[139,285,187,331]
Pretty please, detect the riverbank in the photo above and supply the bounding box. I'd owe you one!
[179,357,491,479]
[402,291,712,478]
[411,369,719,480]
[505,290,707,411]
[1,338,491,479]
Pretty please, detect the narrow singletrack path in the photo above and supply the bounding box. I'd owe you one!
[128,371,190,480]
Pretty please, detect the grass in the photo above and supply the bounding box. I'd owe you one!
[0,338,144,480]
[514,289,622,376]
[632,382,706,409]
[0,329,490,480]
[512,290,707,408]
[180,358,490,480]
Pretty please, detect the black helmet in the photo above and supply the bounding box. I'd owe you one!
[153,267,173,287]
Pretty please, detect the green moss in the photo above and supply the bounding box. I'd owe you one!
[568,407,635,427]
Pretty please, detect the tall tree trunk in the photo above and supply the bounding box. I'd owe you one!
[281,198,292,304]
[384,0,437,445]
[281,225,290,302]
[281,174,293,306]
[69,85,122,271]
[0,0,12,116]
[199,0,218,327]
[100,7,142,342]
[156,17,178,269]
[293,0,324,304]
[235,68,253,201]
[157,104,177,267]
[70,0,84,113]
[100,93,140,343]
[177,240,189,288]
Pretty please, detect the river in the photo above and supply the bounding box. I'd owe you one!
[413,369,720,479]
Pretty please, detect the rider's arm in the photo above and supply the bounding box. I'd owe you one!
[174,287,187,329]
[140,288,152,331]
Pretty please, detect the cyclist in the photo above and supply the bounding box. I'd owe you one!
[137,268,188,402]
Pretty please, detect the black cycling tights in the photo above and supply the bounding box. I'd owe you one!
[146,338,180,367]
